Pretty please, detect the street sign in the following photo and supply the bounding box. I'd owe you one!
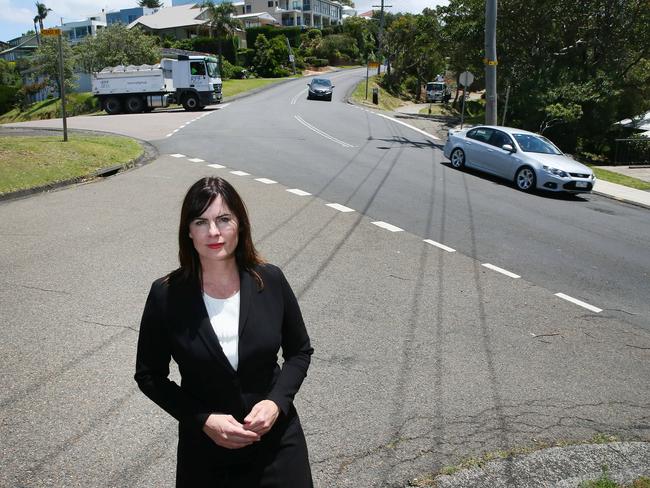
[459,71,474,87]
[288,54,295,63]
[368,62,379,69]
[41,28,61,37]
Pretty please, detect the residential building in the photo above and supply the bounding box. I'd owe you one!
[106,7,159,26]
[0,34,38,61]
[60,15,107,44]
[234,12,280,29]
[128,4,211,39]
[242,0,342,27]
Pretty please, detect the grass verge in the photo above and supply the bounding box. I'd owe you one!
[0,134,142,195]
[579,466,650,488]
[409,434,626,487]
[419,103,459,117]
[0,93,100,124]
[588,165,650,190]
[222,77,296,98]
[350,75,406,112]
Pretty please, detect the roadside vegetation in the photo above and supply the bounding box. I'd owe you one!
[0,93,100,124]
[579,467,650,488]
[0,135,142,194]
[350,75,404,112]
[588,166,650,191]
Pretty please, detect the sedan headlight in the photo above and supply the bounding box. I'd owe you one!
[542,165,569,178]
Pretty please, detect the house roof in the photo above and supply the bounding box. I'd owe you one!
[128,4,208,30]
[234,12,279,22]
[359,9,375,17]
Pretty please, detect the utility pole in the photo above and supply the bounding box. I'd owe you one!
[484,0,498,125]
[372,0,391,75]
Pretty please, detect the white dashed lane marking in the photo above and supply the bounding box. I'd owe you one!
[371,221,404,232]
[423,239,456,253]
[188,158,204,163]
[286,189,311,196]
[170,154,186,158]
[481,263,521,279]
[207,163,226,169]
[326,203,355,213]
[555,293,603,313]
[255,178,277,184]
[230,170,250,176]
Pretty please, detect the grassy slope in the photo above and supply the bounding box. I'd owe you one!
[349,75,405,111]
[0,135,142,194]
[0,93,100,124]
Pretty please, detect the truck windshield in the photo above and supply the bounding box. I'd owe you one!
[206,61,220,78]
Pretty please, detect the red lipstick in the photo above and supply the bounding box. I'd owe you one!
[207,243,224,250]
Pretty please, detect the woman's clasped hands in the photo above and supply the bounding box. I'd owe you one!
[202,400,280,449]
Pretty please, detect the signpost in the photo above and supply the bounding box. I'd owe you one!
[366,61,379,100]
[458,70,474,129]
[42,28,68,142]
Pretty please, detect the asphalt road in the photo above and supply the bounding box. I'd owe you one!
[1,70,649,487]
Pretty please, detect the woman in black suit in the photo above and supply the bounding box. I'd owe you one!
[135,176,314,487]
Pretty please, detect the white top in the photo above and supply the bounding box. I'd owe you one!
[202,291,240,371]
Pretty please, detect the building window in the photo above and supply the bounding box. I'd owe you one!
[268,0,273,5]
[246,4,251,12]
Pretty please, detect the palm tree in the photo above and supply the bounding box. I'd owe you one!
[35,2,52,32]
[201,1,242,70]
[33,15,41,45]
[138,0,163,7]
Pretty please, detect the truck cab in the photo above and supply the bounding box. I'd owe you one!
[163,55,222,110]
[426,81,451,103]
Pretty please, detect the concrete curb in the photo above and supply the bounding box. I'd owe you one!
[592,189,650,210]
[0,127,158,204]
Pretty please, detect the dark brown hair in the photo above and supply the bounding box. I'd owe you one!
[171,176,265,289]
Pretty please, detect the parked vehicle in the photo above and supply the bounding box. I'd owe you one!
[426,81,451,103]
[92,55,222,114]
[443,125,596,193]
[307,78,334,101]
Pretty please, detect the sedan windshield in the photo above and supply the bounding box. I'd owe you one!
[512,134,562,154]
[312,79,331,87]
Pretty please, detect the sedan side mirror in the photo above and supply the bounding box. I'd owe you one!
[331,85,335,88]
[502,144,515,152]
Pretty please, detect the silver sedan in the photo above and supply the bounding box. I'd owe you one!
[443,126,596,193]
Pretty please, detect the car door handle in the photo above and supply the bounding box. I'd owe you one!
[190,84,195,87]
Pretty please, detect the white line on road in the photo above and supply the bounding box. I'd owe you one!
[170,154,186,158]
[372,221,404,232]
[423,239,456,252]
[230,170,250,176]
[286,188,311,196]
[291,90,307,105]
[372,112,440,141]
[294,115,354,148]
[188,158,204,163]
[555,293,603,313]
[255,178,277,184]
[207,163,225,169]
[165,134,173,138]
[481,263,521,279]
[326,203,355,213]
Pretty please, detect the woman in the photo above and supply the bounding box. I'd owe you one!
[135,176,314,487]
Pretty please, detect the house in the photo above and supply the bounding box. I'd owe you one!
[0,34,38,61]
[234,12,281,29]
[128,4,212,39]
[106,7,159,26]
[241,0,343,28]
[60,15,107,44]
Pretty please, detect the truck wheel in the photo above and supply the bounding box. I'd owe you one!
[125,96,144,114]
[182,94,201,111]
[104,97,122,115]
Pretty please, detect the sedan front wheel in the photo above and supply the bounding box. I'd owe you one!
[515,166,536,192]
[450,148,465,169]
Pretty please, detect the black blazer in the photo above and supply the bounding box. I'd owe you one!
[134,263,314,476]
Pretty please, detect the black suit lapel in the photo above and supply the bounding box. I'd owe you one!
[193,284,237,375]
[238,268,252,338]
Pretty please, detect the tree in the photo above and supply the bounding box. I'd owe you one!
[252,34,276,77]
[201,1,242,70]
[342,16,376,61]
[31,36,75,98]
[34,2,51,32]
[75,24,161,73]
[33,16,41,45]
[138,0,163,7]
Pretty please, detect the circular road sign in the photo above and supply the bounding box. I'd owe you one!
[459,71,474,87]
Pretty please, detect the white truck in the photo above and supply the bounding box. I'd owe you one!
[92,55,222,114]
[426,81,451,103]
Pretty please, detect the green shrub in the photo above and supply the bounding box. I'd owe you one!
[0,85,20,115]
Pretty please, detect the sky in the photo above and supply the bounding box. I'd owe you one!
[1,0,448,42]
